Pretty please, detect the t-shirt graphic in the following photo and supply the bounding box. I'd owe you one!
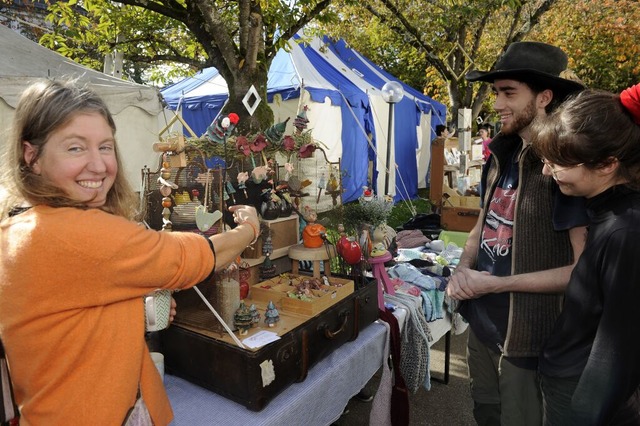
[479,186,516,276]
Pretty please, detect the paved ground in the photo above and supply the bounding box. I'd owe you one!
[332,328,475,425]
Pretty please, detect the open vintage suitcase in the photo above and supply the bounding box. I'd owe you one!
[160,275,379,411]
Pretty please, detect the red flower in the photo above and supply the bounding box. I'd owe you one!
[250,134,268,152]
[282,135,296,151]
[236,135,251,156]
[298,143,316,158]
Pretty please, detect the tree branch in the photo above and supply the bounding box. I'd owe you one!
[365,0,453,80]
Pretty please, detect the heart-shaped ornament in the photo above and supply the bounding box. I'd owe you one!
[195,206,222,232]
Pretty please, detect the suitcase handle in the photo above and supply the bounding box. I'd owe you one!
[320,310,350,339]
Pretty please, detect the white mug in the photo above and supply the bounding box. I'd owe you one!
[144,289,172,332]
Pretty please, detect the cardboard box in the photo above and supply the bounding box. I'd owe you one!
[442,194,481,232]
[251,275,354,316]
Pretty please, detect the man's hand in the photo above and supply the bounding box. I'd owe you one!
[447,267,494,300]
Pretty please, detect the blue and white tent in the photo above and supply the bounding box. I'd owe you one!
[161,34,446,205]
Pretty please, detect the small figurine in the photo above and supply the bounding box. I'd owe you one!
[362,186,374,202]
[250,304,260,327]
[294,105,310,134]
[205,113,240,144]
[264,301,280,328]
[264,118,290,144]
[234,302,253,335]
[237,171,249,198]
[259,253,277,279]
[316,173,326,204]
[225,178,236,204]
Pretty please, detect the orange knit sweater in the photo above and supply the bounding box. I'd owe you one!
[0,206,215,425]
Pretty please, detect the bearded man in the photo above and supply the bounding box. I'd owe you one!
[447,42,588,426]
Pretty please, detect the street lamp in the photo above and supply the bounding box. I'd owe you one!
[381,81,404,196]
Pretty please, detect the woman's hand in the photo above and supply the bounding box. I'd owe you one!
[169,297,177,324]
[229,205,260,243]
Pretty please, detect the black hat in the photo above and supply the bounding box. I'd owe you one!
[466,42,584,99]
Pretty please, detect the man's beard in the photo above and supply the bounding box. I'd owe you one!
[501,98,537,135]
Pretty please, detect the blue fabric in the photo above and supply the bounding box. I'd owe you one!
[388,263,436,291]
[324,36,446,201]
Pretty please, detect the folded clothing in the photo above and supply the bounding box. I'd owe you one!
[396,229,430,249]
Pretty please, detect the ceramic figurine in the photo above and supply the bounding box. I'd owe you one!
[260,189,280,220]
[233,302,252,335]
[259,254,277,280]
[264,301,280,328]
[294,105,309,134]
[249,304,260,327]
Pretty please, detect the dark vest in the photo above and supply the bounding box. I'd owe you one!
[480,134,574,357]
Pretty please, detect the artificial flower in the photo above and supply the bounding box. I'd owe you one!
[250,134,268,152]
[236,135,251,156]
[282,135,296,151]
[298,143,317,158]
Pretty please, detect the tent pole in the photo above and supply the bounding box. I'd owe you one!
[383,102,393,196]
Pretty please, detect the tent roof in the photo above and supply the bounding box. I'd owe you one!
[322,36,447,122]
[0,24,162,116]
[161,34,445,124]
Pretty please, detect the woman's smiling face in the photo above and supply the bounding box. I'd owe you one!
[25,112,118,207]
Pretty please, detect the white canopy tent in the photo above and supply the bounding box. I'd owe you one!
[0,24,164,191]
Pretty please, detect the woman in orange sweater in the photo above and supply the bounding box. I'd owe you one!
[0,79,259,425]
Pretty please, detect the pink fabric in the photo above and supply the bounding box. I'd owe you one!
[620,83,640,125]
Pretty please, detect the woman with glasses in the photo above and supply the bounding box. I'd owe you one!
[532,83,640,425]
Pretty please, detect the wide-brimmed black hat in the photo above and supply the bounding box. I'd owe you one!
[466,42,584,99]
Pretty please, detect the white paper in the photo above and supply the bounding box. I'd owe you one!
[242,330,281,349]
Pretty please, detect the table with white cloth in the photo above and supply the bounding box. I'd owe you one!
[165,310,453,425]
[166,321,386,426]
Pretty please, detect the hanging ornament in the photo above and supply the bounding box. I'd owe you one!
[294,105,310,134]
[284,163,294,181]
[316,173,326,204]
[237,172,249,198]
[158,154,179,232]
[264,117,290,145]
[205,113,239,144]
[195,169,222,233]
[225,178,237,204]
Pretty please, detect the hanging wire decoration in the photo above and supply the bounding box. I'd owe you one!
[242,85,262,116]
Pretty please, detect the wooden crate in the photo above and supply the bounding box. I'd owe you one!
[251,275,354,316]
[242,215,299,259]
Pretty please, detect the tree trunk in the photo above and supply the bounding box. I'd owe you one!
[223,68,274,135]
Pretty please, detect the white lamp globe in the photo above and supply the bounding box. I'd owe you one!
[381,81,404,104]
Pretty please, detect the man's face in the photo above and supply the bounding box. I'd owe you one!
[492,79,541,136]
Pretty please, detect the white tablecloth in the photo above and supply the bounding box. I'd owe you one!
[166,321,387,426]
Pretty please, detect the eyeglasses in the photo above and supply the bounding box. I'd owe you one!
[541,158,584,180]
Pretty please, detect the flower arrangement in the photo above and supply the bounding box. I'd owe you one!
[337,189,394,233]
[187,106,317,165]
